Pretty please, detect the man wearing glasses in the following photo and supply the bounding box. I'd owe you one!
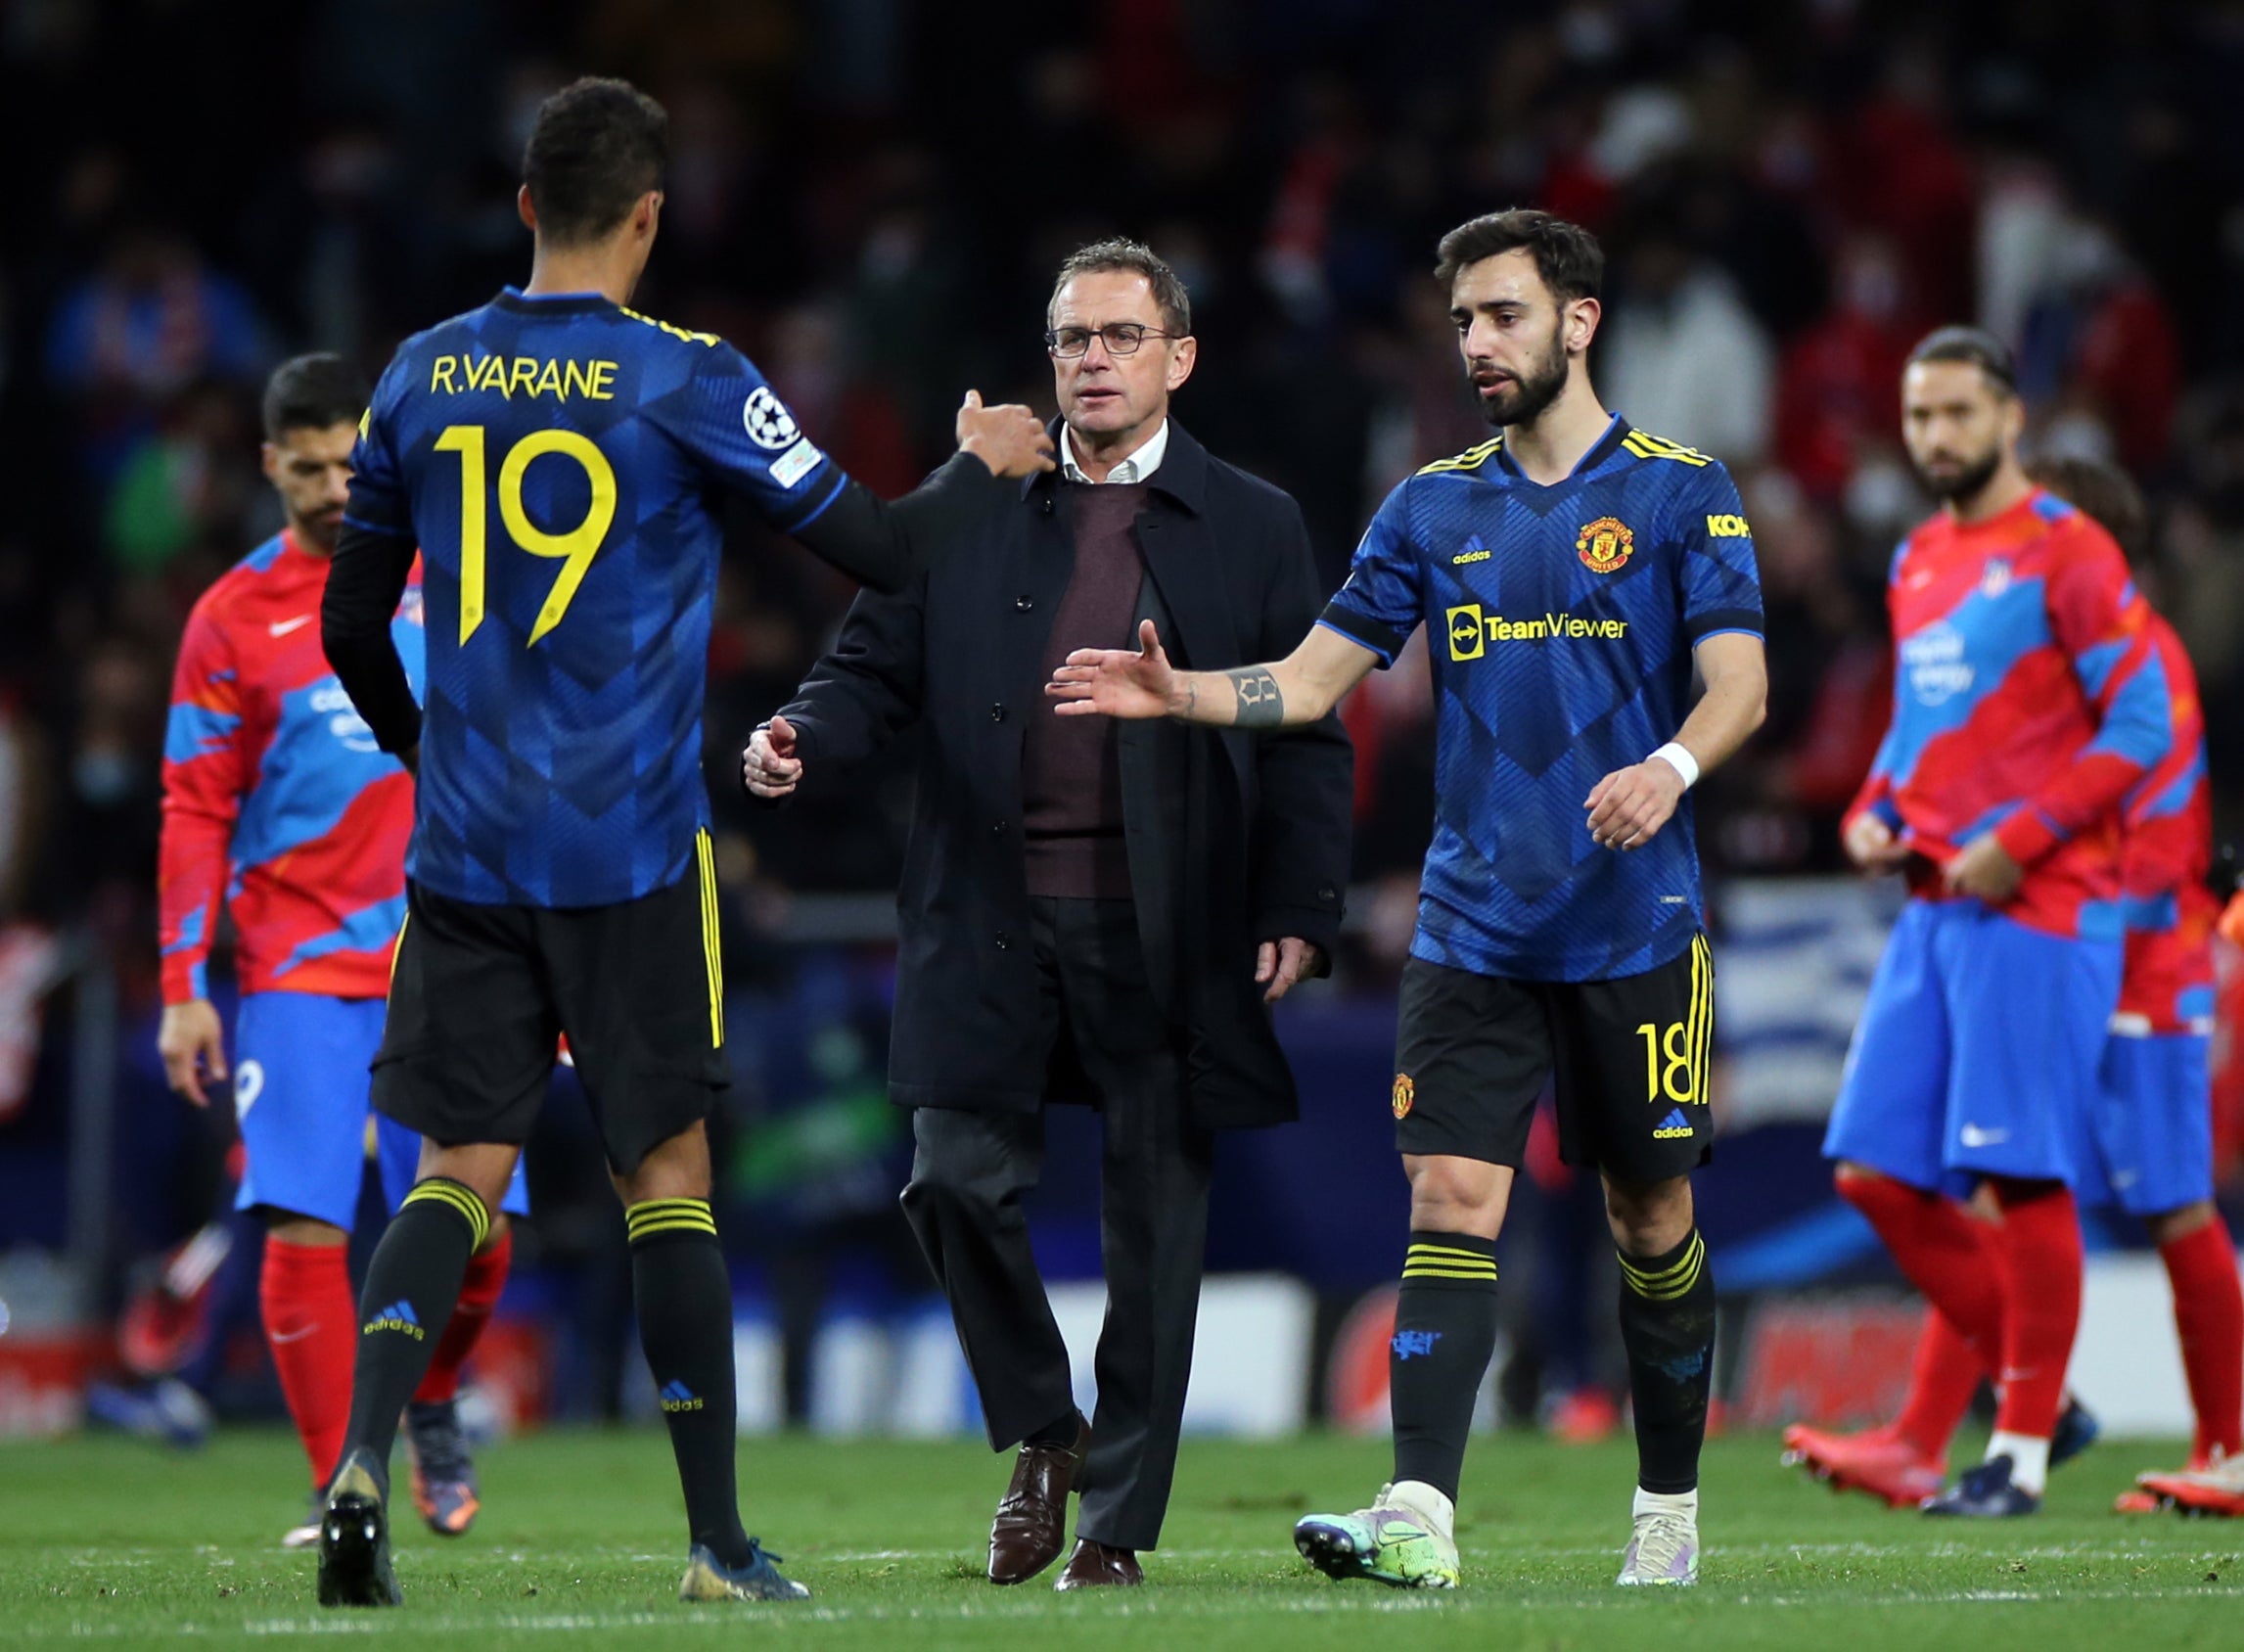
[742,240,1351,1589]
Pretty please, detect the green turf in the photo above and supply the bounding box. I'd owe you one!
[0,1427,2235,1648]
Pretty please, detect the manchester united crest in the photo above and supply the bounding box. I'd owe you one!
[1392,1074,1415,1120]
[1576,515,1635,574]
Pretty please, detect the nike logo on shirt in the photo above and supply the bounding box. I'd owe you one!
[1957,1124,2009,1148]
[269,615,313,637]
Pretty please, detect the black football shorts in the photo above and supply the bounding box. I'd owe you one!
[1391,936,1716,1185]
[373,833,729,1173]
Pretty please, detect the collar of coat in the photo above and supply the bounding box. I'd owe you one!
[1021,416,1208,515]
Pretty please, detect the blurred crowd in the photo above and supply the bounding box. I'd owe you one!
[6,0,2244,996]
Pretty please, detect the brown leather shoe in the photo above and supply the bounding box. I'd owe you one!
[986,1413,1089,1584]
[1053,1538,1143,1589]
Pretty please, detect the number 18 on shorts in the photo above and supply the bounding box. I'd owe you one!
[1391,935,1717,1182]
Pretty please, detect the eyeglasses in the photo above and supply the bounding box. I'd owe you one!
[1043,323,1180,358]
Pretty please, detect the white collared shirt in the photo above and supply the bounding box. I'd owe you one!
[1061,419,1169,484]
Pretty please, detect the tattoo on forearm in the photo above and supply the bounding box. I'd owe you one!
[1225,665,1285,728]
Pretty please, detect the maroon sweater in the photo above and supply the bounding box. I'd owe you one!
[1021,482,1149,897]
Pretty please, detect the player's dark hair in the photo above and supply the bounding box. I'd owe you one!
[1049,238,1192,337]
[522,76,669,247]
[1434,209,1603,302]
[261,353,370,440]
[2027,454,2149,562]
[1907,325,2019,396]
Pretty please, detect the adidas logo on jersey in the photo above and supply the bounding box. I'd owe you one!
[659,1380,704,1413]
[1653,1108,1694,1140]
[364,1301,425,1340]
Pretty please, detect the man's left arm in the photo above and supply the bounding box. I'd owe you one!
[1246,499,1353,997]
[1585,632,1768,849]
[321,375,426,766]
[1586,468,1767,850]
[1986,537,2165,871]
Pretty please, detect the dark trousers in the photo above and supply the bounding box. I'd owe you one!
[899,895,1214,1551]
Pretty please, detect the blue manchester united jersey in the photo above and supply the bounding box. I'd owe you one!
[1320,417,1763,983]
[344,288,844,907]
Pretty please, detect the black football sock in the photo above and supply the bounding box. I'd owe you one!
[628,1198,754,1568]
[1389,1231,1500,1504]
[339,1178,487,1487]
[1617,1227,1717,1494]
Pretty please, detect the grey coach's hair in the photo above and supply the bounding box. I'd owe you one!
[1048,239,1192,337]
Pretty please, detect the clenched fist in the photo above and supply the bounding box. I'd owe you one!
[742,715,803,800]
[956,390,1056,480]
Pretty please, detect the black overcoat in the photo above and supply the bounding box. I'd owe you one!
[773,421,1353,1129]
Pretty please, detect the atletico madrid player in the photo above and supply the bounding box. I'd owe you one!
[1821,330,2170,1516]
[158,354,527,1546]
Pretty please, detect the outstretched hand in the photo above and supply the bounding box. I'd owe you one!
[956,390,1056,479]
[1046,620,1179,720]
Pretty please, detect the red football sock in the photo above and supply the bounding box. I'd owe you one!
[1894,1308,1986,1462]
[2161,1216,2244,1461]
[259,1237,358,1490]
[413,1225,512,1405]
[1988,1180,2082,1440]
[1838,1171,2009,1382]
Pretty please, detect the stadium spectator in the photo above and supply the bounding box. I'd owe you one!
[1774,236,1921,503]
[1597,212,1774,466]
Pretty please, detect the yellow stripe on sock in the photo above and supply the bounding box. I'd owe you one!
[1401,1264,1499,1281]
[1619,1231,1704,1286]
[403,1178,490,1251]
[627,1213,719,1237]
[1405,1243,1496,1263]
[696,831,724,1050]
[628,1203,722,1229]
[1620,1233,1705,1300]
[1619,1248,1703,1295]
[625,1198,717,1243]
[624,1198,712,1227]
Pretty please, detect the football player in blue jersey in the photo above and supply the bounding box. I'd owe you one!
[314,77,1054,1609]
[1050,208,1767,1588]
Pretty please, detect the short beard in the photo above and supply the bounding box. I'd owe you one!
[1471,329,1569,431]
[1916,447,2002,507]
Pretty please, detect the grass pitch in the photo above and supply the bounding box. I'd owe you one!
[1,1427,2236,1649]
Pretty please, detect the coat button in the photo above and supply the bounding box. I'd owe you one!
[1015,594,1034,611]
[995,930,1013,949]
[991,819,1009,837]
[990,703,1007,722]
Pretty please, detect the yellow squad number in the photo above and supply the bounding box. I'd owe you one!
[1633,936,1714,1105]
[435,425,618,646]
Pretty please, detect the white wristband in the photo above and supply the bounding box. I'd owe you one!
[1649,742,1700,790]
